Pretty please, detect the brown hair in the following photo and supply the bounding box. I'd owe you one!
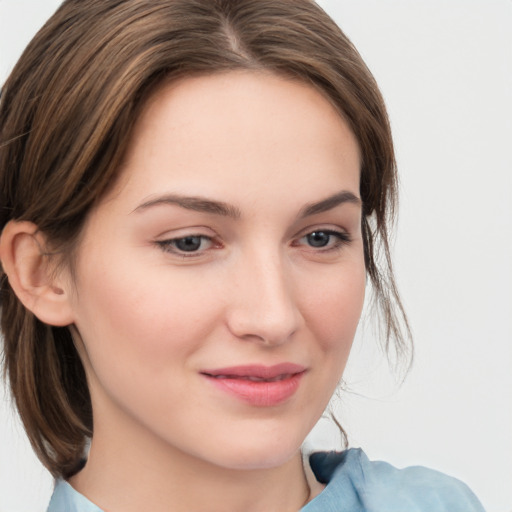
[0,0,411,478]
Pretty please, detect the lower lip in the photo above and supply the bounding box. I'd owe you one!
[204,372,305,407]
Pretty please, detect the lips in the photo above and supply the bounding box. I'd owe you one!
[201,363,306,407]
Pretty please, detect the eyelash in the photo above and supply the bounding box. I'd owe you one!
[155,229,351,258]
[294,229,352,252]
[155,235,218,257]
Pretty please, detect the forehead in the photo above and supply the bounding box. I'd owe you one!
[111,70,361,208]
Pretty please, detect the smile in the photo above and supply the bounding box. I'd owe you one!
[201,363,307,407]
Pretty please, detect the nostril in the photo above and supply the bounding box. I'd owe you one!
[227,310,300,346]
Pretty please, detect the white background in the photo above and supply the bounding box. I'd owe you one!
[1,1,511,511]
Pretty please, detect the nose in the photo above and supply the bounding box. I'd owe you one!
[226,250,303,346]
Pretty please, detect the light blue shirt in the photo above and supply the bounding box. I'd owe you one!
[47,448,485,511]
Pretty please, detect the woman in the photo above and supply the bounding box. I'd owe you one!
[0,0,485,510]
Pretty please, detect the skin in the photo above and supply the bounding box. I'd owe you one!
[56,71,367,511]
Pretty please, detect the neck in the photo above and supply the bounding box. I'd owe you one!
[70,408,314,512]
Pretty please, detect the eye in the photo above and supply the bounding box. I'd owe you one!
[296,229,351,250]
[156,235,214,255]
[306,231,333,248]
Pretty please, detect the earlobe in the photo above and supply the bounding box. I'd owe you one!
[0,220,75,326]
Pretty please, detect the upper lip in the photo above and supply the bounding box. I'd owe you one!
[200,363,307,380]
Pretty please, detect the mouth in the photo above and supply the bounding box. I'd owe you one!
[200,363,307,406]
[206,373,296,382]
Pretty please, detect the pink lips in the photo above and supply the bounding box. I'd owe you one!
[201,363,306,407]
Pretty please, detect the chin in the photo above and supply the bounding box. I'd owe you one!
[218,450,301,471]
[198,426,307,471]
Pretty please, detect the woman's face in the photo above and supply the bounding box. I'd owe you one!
[67,71,365,470]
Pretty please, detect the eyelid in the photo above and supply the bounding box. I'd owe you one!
[153,224,217,240]
[293,224,351,241]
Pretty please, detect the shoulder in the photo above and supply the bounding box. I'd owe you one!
[47,480,103,512]
[303,449,485,512]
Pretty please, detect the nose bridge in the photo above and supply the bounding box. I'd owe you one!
[227,244,301,345]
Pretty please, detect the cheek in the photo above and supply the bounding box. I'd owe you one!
[71,255,220,377]
[300,259,366,354]
[295,257,366,418]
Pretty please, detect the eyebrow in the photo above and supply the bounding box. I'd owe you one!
[133,190,360,219]
[133,194,242,219]
[298,190,361,218]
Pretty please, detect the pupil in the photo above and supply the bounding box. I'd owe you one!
[176,236,202,252]
[307,231,330,247]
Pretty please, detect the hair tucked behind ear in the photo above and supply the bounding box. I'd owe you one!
[0,0,411,478]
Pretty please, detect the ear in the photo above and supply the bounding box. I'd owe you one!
[0,221,75,326]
